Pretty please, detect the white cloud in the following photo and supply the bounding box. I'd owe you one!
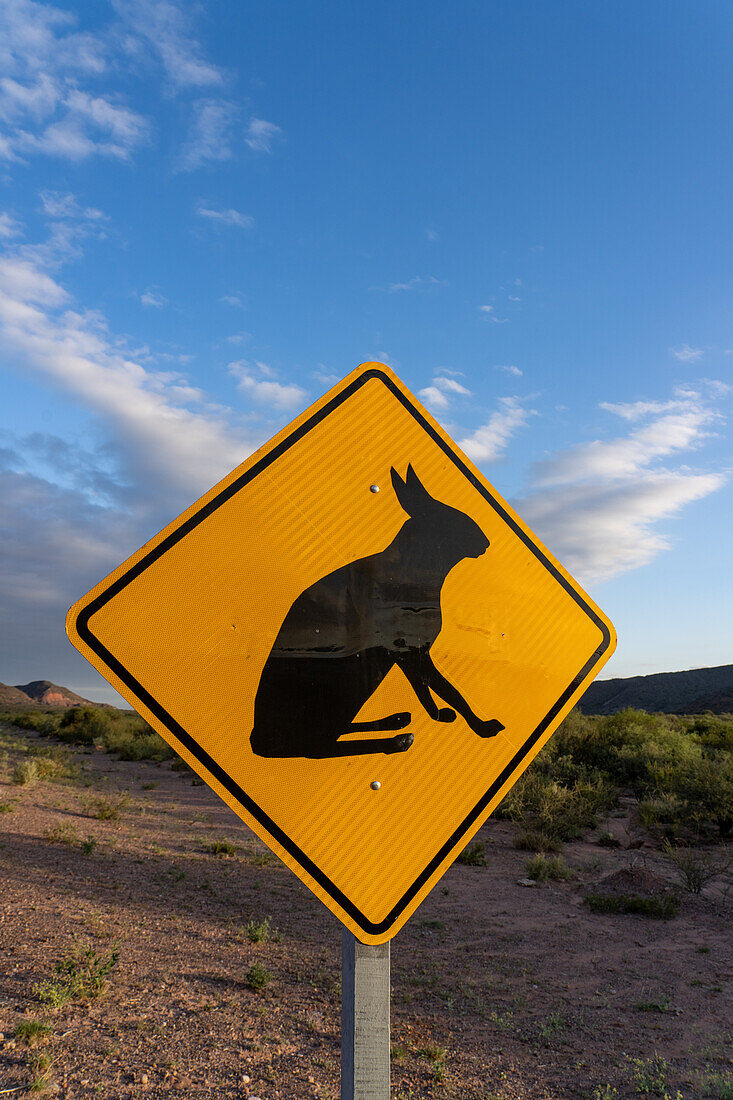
[478,303,508,323]
[533,396,719,487]
[519,471,724,582]
[0,256,68,305]
[436,376,471,396]
[418,385,450,410]
[418,373,472,412]
[196,203,253,229]
[494,364,522,377]
[245,117,282,153]
[113,0,224,90]
[0,3,148,164]
[0,212,22,239]
[230,361,307,411]
[516,387,727,582]
[670,343,703,362]
[39,190,105,221]
[178,99,237,170]
[378,275,446,293]
[459,396,537,462]
[220,293,245,308]
[140,288,167,309]
[0,254,254,506]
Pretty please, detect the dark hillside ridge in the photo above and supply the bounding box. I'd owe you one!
[579,663,733,715]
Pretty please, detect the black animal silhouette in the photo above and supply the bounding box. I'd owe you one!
[250,465,505,758]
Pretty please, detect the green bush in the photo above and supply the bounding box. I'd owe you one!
[526,853,573,882]
[58,706,111,745]
[12,758,39,786]
[245,962,271,992]
[585,893,679,919]
[456,840,487,866]
[4,711,61,736]
[502,768,614,841]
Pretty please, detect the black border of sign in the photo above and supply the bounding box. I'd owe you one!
[75,368,612,938]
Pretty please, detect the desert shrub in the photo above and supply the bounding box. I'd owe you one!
[502,769,614,841]
[513,828,562,852]
[526,853,573,882]
[456,840,487,865]
[630,1053,671,1095]
[510,708,733,842]
[246,917,275,943]
[5,711,61,736]
[637,794,685,830]
[44,823,79,845]
[682,713,733,754]
[664,755,733,838]
[102,723,174,762]
[205,838,237,857]
[12,758,39,786]
[34,941,119,1008]
[58,706,111,745]
[14,1018,53,1047]
[585,893,679,919]
[663,841,731,893]
[245,962,271,992]
[557,709,699,795]
[84,793,129,820]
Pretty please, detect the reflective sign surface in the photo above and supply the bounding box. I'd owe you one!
[67,363,615,943]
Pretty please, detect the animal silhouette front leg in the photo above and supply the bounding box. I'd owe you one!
[402,666,457,724]
[423,653,505,738]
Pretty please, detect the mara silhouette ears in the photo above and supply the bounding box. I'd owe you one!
[390,464,434,517]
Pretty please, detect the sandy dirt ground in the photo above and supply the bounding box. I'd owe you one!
[0,725,731,1099]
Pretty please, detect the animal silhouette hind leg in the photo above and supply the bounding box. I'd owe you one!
[306,731,414,758]
[348,712,411,732]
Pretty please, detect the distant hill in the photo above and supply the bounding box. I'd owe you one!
[0,683,33,707]
[579,664,733,715]
[1,680,99,709]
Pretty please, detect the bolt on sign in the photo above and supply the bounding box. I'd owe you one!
[67,362,615,944]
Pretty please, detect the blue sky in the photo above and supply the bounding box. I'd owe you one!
[0,0,731,703]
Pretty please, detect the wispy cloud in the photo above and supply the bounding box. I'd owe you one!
[495,364,522,377]
[178,99,237,171]
[517,385,727,582]
[140,288,167,309]
[533,390,719,486]
[418,373,472,411]
[670,343,703,363]
[0,3,148,164]
[478,304,508,323]
[220,293,245,308]
[0,253,252,507]
[374,276,447,293]
[113,0,224,90]
[39,190,105,221]
[245,117,282,153]
[196,202,253,229]
[0,212,22,239]
[459,396,537,462]
[229,360,307,411]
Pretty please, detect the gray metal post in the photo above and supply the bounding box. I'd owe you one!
[341,930,390,1099]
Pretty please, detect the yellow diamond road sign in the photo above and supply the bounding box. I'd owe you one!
[67,362,615,944]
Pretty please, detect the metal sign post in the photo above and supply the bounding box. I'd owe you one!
[341,930,390,1100]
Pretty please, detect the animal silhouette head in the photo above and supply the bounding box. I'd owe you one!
[390,464,489,562]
